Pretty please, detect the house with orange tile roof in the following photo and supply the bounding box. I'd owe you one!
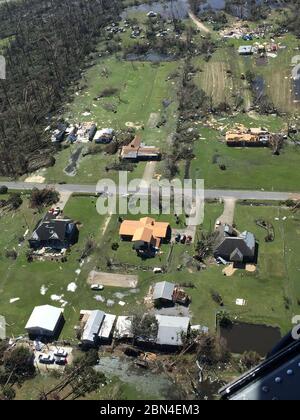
[121,135,161,161]
[119,217,171,254]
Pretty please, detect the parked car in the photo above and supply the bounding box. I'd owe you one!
[55,357,68,366]
[53,348,68,358]
[39,354,55,364]
[175,234,181,243]
[180,235,187,244]
[90,284,104,291]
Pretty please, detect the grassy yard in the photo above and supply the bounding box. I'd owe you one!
[0,194,298,341]
[41,56,180,185]
[190,125,300,192]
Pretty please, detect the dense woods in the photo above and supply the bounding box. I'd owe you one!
[0,0,121,177]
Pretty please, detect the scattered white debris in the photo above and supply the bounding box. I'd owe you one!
[51,294,63,302]
[119,301,126,307]
[94,295,105,303]
[114,292,126,299]
[59,300,68,308]
[9,298,20,304]
[275,217,280,221]
[40,285,48,296]
[236,299,246,306]
[67,282,77,293]
[75,269,81,276]
[106,299,115,307]
[82,112,91,117]
[282,217,287,221]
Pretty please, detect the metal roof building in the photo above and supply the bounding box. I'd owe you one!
[155,315,190,346]
[98,314,116,340]
[153,281,175,302]
[25,305,63,337]
[114,316,133,339]
[82,310,105,345]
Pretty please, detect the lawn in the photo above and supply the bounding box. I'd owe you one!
[41,56,180,185]
[153,202,299,334]
[190,125,300,192]
[0,194,298,341]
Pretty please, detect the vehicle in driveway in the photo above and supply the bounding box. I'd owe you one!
[53,348,68,358]
[39,354,55,364]
[55,357,68,366]
[90,284,104,291]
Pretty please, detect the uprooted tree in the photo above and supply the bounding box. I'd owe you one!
[29,188,60,209]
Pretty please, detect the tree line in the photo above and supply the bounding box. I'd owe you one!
[0,0,121,177]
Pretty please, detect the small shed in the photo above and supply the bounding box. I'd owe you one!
[238,46,254,55]
[114,316,133,339]
[25,305,64,338]
[153,281,175,304]
[81,310,105,345]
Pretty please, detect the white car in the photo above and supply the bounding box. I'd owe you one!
[90,284,104,291]
[53,349,68,358]
[39,354,55,364]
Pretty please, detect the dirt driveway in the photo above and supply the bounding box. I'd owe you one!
[188,11,211,34]
[87,271,139,288]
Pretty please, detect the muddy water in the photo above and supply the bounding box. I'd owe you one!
[122,0,189,19]
[95,356,181,399]
[220,322,281,356]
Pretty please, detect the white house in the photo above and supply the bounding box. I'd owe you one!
[25,305,64,338]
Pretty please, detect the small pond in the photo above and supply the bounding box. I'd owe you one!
[220,322,282,356]
[122,0,189,20]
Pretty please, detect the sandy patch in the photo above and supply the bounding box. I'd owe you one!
[25,175,45,183]
[147,113,160,129]
[245,264,257,273]
[223,264,237,277]
[125,121,143,130]
[87,271,138,288]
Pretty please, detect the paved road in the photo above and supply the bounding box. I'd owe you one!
[2,181,299,201]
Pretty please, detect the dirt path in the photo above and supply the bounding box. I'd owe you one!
[216,197,237,227]
[142,161,157,187]
[101,212,112,236]
[188,11,211,34]
[57,191,72,210]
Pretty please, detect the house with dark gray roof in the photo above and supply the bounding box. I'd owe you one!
[214,225,256,264]
[29,213,79,251]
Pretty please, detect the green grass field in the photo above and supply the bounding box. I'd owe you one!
[42,56,180,185]
[190,125,300,192]
[0,195,298,341]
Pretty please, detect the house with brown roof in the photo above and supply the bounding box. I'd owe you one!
[226,127,270,147]
[119,217,171,255]
[121,135,161,161]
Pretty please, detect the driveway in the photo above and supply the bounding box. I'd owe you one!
[188,11,211,34]
[216,197,237,227]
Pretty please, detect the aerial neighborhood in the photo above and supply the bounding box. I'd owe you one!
[0,0,299,402]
